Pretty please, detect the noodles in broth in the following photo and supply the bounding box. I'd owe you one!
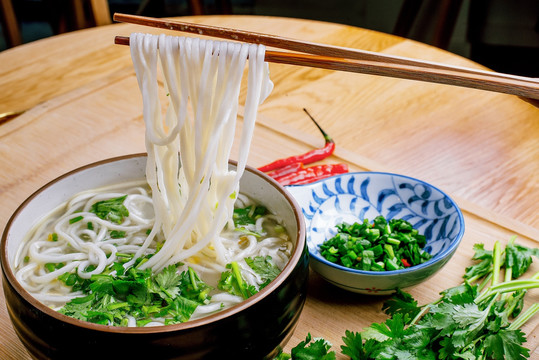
[14,34,291,326]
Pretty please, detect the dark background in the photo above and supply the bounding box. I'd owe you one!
[2,0,538,76]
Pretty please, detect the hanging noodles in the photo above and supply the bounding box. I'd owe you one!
[127,33,273,272]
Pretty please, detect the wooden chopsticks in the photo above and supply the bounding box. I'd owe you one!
[113,13,539,100]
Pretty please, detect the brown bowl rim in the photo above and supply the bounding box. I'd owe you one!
[1,153,306,334]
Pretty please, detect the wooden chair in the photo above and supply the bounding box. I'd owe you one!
[55,0,111,33]
[1,0,111,49]
[394,0,463,49]
[136,0,232,16]
[0,0,22,48]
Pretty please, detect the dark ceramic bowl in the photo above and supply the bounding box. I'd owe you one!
[1,154,308,360]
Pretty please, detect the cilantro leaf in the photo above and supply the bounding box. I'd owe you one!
[154,265,182,299]
[505,243,539,279]
[160,296,199,324]
[439,283,477,304]
[245,256,281,288]
[464,243,493,280]
[361,313,408,345]
[381,289,421,321]
[58,293,95,321]
[291,333,336,360]
[341,330,369,360]
[483,329,530,360]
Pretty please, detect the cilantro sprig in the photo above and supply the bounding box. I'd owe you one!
[276,237,539,359]
[319,216,431,271]
[273,333,336,360]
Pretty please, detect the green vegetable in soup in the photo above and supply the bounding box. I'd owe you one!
[218,261,257,299]
[233,205,268,226]
[245,255,281,289]
[58,259,211,326]
[90,195,129,224]
[218,256,282,299]
[58,255,282,326]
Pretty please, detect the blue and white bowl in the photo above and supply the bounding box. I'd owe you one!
[286,172,465,295]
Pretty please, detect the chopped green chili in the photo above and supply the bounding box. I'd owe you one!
[319,215,432,271]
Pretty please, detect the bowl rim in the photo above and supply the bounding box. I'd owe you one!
[1,153,306,334]
[286,171,465,276]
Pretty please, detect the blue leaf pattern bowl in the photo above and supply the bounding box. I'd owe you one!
[286,172,465,295]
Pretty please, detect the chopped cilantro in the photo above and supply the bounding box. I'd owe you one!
[236,227,264,237]
[69,215,84,224]
[90,195,129,224]
[110,230,126,239]
[44,262,64,272]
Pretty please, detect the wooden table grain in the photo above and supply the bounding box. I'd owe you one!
[1,15,538,359]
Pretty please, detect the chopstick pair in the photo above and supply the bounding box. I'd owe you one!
[113,13,539,101]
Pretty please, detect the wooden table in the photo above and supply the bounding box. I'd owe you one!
[1,15,538,359]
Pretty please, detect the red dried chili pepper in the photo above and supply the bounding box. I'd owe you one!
[257,108,335,172]
[275,163,349,186]
[266,162,304,179]
[401,258,412,267]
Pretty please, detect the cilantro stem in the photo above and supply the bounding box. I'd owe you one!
[137,257,149,268]
[230,262,250,299]
[499,236,519,302]
[504,236,518,283]
[491,241,502,286]
[477,273,492,292]
[188,267,198,291]
[508,303,539,330]
[409,300,440,326]
[460,332,488,356]
[503,290,526,322]
[475,279,539,304]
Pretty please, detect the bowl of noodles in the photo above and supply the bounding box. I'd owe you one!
[1,153,308,359]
